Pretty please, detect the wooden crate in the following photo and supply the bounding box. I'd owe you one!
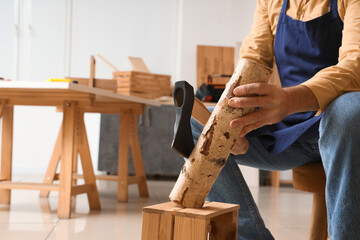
[113,71,171,99]
[142,201,239,240]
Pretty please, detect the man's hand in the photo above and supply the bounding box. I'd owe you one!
[230,135,250,155]
[228,83,319,154]
[228,83,290,138]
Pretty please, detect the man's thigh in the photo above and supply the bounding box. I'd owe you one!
[234,133,321,171]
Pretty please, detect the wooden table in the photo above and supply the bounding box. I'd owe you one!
[0,81,160,218]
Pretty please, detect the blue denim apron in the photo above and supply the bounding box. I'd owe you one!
[255,0,343,153]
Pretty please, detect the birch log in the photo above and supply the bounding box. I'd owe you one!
[169,58,272,208]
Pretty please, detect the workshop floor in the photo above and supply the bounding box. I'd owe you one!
[0,173,313,240]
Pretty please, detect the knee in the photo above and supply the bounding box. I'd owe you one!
[320,92,360,139]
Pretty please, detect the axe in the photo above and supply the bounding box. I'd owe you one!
[171,81,211,158]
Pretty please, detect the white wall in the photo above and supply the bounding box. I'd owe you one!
[1,0,258,174]
[175,0,257,87]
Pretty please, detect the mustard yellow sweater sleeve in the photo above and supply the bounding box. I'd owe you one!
[240,0,360,112]
[239,0,274,68]
[300,0,360,112]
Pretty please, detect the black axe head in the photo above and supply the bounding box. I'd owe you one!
[171,81,195,158]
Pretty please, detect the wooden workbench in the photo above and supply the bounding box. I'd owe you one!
[0,81,160,219]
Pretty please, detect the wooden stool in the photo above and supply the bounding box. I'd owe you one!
[292,161,327,240]
[142,201,239,240]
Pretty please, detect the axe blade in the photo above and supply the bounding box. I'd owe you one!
[171,81,195,158]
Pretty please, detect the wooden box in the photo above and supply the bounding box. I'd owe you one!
[113,71,171,99]
[142,201,239,240]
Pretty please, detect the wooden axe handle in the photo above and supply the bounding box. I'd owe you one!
[191,98,211,126]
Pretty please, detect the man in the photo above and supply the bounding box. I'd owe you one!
[191,0,360,239]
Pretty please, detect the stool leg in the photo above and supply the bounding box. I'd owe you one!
[270,171,280,187]
[0,106,13,204]
[309,192,327,240]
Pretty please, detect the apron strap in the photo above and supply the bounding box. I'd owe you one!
[330,0,338,12]
[280,0,289,15]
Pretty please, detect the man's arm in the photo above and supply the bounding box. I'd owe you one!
[228,83,319,138]
[301,0,360,112]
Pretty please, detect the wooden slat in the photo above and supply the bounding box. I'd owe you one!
[71,184,95,196]
[0,181,59,191]
[97,54,120,72]
[0,99,8,118]
[128,57,150,73]
[175,202,240,219]
[89,55,96,87]
[72,174,142,185]
[196,45,235,88]
[174,216,208,240]
[141,212,160,240]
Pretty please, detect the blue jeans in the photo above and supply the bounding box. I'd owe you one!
[190,92,360,240]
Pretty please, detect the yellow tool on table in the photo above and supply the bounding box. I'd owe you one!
[45,78,71,82]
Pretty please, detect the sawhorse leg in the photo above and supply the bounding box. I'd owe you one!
[0,105,13,204]
[117,110,149,202]
[55,102,100,218]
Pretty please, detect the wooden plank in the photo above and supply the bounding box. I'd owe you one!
[57,174,142,185]
[159,212,174,240]
[97,54,120,72]
[0,181,59,191]
[143,202,184,215]
[129,113,149,198]
[0,99,7,118]
[141,212,160,240]
[174,216,208,240]
[209,211,238,240]
[0,81,161,106]
[40,125,62,197]
[68,77,117,92]
[117,110,131,202]
[77,113,100,210]
[58,101,77,219]
[196,45,234,88]
[71,184,95,196]
[0,106,14,204]
[174,202,239,219]
[128,57,150,73]
[89,55,96,87]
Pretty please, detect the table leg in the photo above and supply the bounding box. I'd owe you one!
[58,101,77,219]
[129,114,149,197]
[40,125,62,198]
[117,110,131,202]
[77,112,100,210]
[0,106,14,204]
